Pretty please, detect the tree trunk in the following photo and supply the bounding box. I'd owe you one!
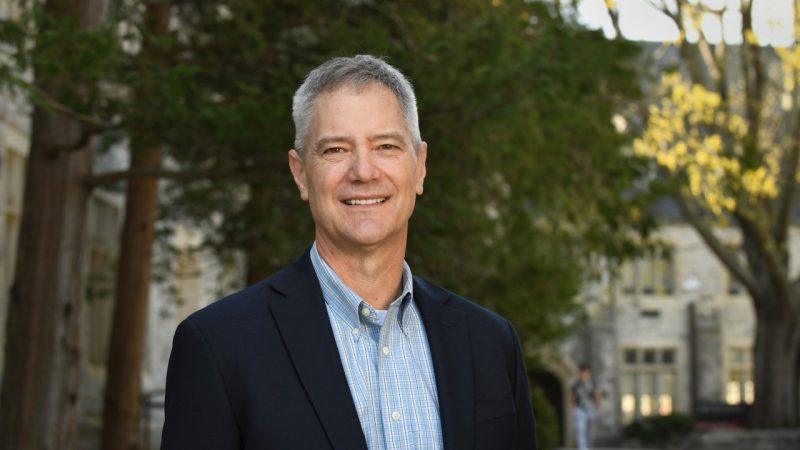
[752,310,800,427]
[100,3,168,448]
[0,1,105,448]
[245,184,274,285]
[100,143,162,450]
[0,111,92,450]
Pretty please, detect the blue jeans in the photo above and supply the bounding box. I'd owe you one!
[573,407,596,450]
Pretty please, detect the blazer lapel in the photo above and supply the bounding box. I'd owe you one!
[269,251,368,450]
[414,277,475,450]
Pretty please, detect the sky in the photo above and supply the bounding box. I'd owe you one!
[574,0,795,46]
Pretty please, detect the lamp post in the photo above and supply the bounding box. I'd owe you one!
[682,275,702,417]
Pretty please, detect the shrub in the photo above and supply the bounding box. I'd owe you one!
[623,414,694,448]
[531,386,559,450]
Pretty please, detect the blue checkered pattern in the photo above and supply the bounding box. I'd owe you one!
[310,243,443,450]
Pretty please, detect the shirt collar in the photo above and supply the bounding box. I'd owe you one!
[310,242,414,330]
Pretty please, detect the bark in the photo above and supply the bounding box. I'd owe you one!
[752,311,800,427]
[0,110,92,450]
[0,1,105,449]
[741,227,800,427]
[99,143,162,450]
[100,3,169,449]
[245,184,274,285]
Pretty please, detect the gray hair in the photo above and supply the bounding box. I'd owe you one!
[292,55,421,154]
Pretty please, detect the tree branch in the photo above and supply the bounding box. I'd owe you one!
[86,159,285,187]
[733,207,790,309]
[695,9,723,83]
[741,0,765,140]
[6,73,117,131]
[602,2,622,39]
[645,0,678,24]
[664,0,715,89]
[775,116,800,245]
[675,190,760,295]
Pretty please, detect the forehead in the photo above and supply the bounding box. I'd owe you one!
[310,83,408,135]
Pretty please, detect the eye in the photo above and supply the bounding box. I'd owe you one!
[377,144,399,151]
[322,147,346,155]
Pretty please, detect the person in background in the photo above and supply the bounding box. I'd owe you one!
[570,363,601,450]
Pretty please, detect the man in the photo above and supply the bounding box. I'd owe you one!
[569,364,601,450]
[161,55,537,449]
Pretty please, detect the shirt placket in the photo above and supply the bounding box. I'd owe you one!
[379,302,410,449]
[356,303,383,450]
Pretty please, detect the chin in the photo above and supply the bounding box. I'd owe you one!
[343,232,388,247]
[341,226,403,248]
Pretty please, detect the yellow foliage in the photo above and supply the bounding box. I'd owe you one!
[696,151,710,166]
[744,29,759,46]
[703,135,723,153]
[634,72,781,216]
[778,48,800,71]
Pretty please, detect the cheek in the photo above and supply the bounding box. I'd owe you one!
[307,177,342,210]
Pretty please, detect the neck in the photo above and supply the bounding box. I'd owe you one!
[315,236,407,310]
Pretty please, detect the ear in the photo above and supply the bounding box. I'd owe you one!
[288,149,309,201]
[415,141,428,196]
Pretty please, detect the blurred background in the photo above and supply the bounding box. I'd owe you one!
[1,0,799,449]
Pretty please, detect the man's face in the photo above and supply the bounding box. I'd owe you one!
[288,83,427,252]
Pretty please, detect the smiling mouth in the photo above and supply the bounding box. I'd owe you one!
[343,198,387,206]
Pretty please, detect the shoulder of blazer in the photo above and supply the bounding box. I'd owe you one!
[183,248,318,333]
[414,275,512,334]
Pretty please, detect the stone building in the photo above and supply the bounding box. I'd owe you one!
[538,215,794,446]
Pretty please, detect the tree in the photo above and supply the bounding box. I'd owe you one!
[0,1,649,445]
[100,2,169,448]
[0,0,112,448]
[603,0,800,427]
[157,0,650,348]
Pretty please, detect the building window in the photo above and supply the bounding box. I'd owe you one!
[725,347,754,405]
[620,347,677,424]
[621,249,674,296]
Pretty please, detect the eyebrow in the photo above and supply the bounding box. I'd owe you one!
[369,132,406,143]
[313,132,408,151]
[313,135,354,152]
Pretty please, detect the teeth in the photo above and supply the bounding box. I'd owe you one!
[344,198,386,205]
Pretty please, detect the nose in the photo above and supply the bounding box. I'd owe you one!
[349,147,380,182]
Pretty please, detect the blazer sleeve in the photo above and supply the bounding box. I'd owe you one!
[507,320,538,449]
[161,318,241,450]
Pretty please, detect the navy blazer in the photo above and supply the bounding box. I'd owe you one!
[161,250,537,449]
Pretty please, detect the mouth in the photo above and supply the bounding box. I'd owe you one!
[342,197,387,206]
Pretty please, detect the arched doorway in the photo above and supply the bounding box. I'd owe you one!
[531,369,565,446]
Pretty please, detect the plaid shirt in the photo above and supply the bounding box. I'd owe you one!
[310,243,443,450]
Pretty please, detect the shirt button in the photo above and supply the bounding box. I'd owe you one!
[391,411,401,421]
[352,328,360,337]
[361,307,370,317]
[382,346,390,355]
